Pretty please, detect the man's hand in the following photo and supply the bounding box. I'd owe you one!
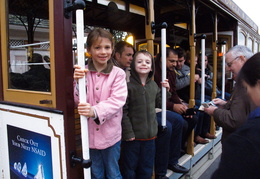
[204,106,218,116]
[173,104,187,114]
[212,98,227,107]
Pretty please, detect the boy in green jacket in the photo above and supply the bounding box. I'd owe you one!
[121,50,170,179]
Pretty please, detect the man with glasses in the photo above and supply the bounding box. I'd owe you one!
[204,45,255,143]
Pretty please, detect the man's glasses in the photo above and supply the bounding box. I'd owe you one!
[226,56,239,67]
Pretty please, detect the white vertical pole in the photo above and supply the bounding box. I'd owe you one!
[221,44,226,99]
[161,28,166,127]
[201,38,205,103]
[76,9,91,178]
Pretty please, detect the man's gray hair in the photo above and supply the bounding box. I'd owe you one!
[227,45,253,60]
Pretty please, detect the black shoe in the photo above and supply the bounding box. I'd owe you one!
[194,135,209,144]
[168,164,189,174]
[155,175,169,179]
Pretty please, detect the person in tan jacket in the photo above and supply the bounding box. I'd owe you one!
[204,45,256,143]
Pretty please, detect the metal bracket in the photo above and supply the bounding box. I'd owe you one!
[208,150,214,160]
[151,22,168,34]
[64,0,86,19]
[157,125,168,136]
[217,41,227,45]
[70,151,92,168]
[194,34,206,42]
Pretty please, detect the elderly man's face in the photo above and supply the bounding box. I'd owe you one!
[225,52,245,80]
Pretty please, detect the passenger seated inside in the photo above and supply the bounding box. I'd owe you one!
[154,48,191,178]
[175,48,212,144]
[10,53,50,92]
[155,48,198,147]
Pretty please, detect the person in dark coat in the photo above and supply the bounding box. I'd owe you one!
[211,52,260,179]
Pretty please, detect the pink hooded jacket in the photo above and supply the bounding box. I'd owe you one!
[74,59,127,149]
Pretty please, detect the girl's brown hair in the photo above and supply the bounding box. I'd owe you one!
[86,28,114,51]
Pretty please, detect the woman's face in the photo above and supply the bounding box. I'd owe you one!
[244,81,260,106]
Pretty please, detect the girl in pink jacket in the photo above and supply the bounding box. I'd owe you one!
[74,28,127,179]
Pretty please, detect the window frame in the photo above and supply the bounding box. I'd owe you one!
[0,0,56,108]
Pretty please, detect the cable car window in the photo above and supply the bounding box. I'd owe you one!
[8,0,50,92]
[256,42,260,53]
[238,32,246,46]
[247,37,253,52]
